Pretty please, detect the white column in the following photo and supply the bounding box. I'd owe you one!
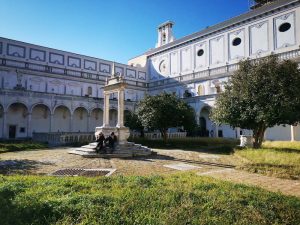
[27,113,32,137]
[2,112,7,138]
[87,114,90,131]
[103,93,110,127]
[291,125,295,142]
[49,113,54,132]
[70,115,73,132]
[117,89,125,127]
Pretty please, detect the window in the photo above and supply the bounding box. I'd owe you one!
[279,22,291,32]
[87,86,92,96]
[20,127,25,133]
[198,85,205,96]
[216,85,221,94]
[232,38,242,46]
[197,49,204,56]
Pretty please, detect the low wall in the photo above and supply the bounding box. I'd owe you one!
[131,132,187,139]
[33,132,96,146]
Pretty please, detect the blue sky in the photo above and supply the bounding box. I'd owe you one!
[0,0,250,64]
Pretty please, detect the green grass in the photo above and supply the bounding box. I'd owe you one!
[235,141,300,179]
[0,174,299,225]
[0,141,48,153]
[129,137,238,153]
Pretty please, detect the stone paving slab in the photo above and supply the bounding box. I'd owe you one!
[163,163,201,171]
[198,168,300,198]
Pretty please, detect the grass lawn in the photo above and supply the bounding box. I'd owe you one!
[235,141,300,179]
[0,141,48,153]
[130,137,238,153]
[0,173,299,225]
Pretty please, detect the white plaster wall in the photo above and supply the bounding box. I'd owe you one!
[295,124,300,141]
[180,47,192,74]
[265,125,291,141]
[53,106,70,132]
[228,29,245,61]
[89,108,103,131]
[194,42,207,70]
[48,79,65,94]
[220,124,236,138]
[66,82,81,96]
[274,12,296,49]
[210,35,225,65]
[31,104,51,133]
[250,21,269,55]
[72,107,88,132]
[170,51,179,76]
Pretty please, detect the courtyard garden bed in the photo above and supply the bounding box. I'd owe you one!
[0,140,48,154]
[235,141,300,180]
[0,173,299,225]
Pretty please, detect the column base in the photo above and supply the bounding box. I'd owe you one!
[95,126,130,144]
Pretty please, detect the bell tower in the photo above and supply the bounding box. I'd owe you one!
[156,21,175,48]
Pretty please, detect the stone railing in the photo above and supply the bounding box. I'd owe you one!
[131,132,187,139]
[33,132,95,146]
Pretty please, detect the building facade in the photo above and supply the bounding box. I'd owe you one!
[0,0,300,140]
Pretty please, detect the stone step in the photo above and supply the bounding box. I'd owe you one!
[69,141,153,158]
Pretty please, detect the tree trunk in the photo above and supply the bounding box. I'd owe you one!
[253,124,266,149]
[160,128,168,143]
[140,129,144,138]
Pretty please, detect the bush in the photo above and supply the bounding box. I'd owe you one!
[0,141,48,153]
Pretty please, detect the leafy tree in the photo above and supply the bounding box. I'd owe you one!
[125,111,144,137]
[254,0,275,5]
[211,55,300,148]
[136,92,197,142]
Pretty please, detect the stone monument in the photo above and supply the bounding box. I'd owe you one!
[95,73,130,145]
[69,69,152,158]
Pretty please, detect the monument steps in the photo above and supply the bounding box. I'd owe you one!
[69,142,153,158]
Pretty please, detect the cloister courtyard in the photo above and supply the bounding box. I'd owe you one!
[1,144,299,198]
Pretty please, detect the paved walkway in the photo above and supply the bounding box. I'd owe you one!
[0,148,299,198]
[197,168,300,198]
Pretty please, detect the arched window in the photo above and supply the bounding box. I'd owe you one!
[198,85,205,96]
[216,85,221,94]
[87,86,92,96]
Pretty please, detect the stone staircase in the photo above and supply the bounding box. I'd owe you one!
[68,142,154,158]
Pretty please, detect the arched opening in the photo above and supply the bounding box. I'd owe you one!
[53,105,71,132]
[109,108,118,127]
[7,103,28,138]
[72,107,88,132]
[199,106,213,137]
[31,104,51,133]
[198,85,205,96]
[0,104,4,138]
[89,108,103,132]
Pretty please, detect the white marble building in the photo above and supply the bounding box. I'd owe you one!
[0,0,299,141]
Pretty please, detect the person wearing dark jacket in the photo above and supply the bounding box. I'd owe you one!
[96,132,105,153]
[105,132,117,153]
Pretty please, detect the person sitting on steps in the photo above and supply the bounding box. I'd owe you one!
[96,132,105,153]
[105,132,117,153]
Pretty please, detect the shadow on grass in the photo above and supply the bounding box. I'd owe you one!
[0,159,53,175]
[239,163,300,180]
[261,147,300,154]
[132,153,235,169]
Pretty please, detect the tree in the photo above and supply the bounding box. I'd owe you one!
[136,92,197,142]
[125,111,144,137]
[211,55,300,148]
